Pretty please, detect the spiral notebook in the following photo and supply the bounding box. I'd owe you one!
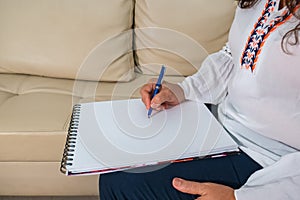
[60,99,239,176]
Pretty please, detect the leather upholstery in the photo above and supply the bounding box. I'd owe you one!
[0,0,135,81]
[135,0,236,76]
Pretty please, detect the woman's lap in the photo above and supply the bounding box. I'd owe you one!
[99,152,262,200]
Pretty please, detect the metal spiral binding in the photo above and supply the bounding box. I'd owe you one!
[60,104,81,174]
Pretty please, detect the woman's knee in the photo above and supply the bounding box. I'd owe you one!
[99,171,152,200]
[99,170,194,200]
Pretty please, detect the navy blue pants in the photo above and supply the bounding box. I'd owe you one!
[99,152,262,200]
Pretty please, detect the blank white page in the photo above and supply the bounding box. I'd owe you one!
[68,99,238,174]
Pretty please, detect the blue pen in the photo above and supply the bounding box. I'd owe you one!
[148,65,166,118]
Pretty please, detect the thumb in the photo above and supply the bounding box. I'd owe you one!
[172,178,206,196]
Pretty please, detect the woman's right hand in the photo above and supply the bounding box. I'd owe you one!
[139,79,186,111]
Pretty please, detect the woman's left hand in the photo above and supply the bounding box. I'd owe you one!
[172,178,235,200]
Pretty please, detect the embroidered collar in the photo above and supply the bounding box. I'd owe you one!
[240,0,291,72]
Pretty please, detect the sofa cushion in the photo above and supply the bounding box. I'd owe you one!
[0,162,99,195]
[0,74,136,162]
[0,73,184,162]
[0,0,135,82]
[135,0,236,76]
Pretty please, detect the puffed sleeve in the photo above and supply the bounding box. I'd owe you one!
[178,43,235,105]
[235,152,300,200]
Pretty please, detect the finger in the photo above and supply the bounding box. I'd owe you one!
[151,87,177,108]
[150,91,167,108]
[140,83,155,109]
[151,104,166,111]
[172,178,207,196]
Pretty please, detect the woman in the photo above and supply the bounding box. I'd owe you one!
[100,0,300,199]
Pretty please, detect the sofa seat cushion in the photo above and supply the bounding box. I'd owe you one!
[0,0,135,82]
[0,162,99,195]
[0,73,184,162]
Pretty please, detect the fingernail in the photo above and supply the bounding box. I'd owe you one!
[151,103,159,109]
[173,178,182,187]
[156,106,163,111]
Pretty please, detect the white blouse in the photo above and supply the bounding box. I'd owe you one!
[179,0,300,199]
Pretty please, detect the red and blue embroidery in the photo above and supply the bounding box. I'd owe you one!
[240,0,291,72]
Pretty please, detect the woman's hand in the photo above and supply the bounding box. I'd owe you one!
[140,79,185,111]
[172,178,235,200]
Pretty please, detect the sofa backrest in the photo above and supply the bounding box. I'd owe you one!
[135,0,236,76]
[0,0,135,82]
[0,0,236,81]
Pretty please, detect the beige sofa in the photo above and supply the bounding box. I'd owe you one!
[0,0,236,196]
